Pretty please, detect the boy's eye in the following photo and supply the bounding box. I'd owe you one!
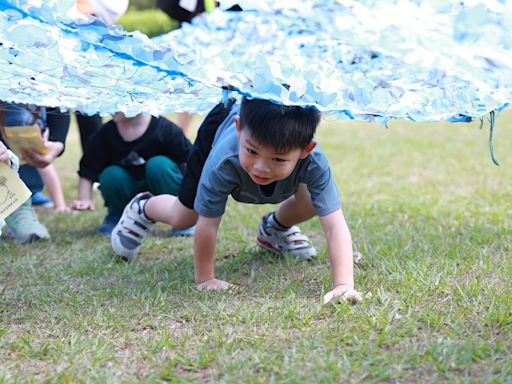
[273,157,288,163]
[246,148,257,155]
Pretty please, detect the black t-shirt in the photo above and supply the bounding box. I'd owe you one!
[78,116,192,181]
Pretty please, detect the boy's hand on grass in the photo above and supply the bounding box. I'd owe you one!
[196,278,234,291]
[323,284,362,304]
[54,205,72,213]
[71,200,95,212]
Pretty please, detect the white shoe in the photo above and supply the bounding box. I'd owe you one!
[256,213,316,261]
[111,192,155,261]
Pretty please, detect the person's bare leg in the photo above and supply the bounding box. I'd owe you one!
[176,112,194,136]
[274,183,316,227]
[144,194,198,229]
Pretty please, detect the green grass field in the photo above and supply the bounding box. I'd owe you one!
[1,109,511,383]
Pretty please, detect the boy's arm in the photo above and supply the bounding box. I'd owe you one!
[71,177,95,211]
[194,214,233,290]
[319,209,362,304]
[39,164,69,213]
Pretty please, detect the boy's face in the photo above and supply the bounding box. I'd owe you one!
[112,112,128,123]
[112,112,144,125]
[235,117,315,185]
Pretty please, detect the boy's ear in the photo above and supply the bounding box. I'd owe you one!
[299,139,317,159]
[235,116,241,138]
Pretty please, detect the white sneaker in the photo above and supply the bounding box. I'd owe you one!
[256,213,317,261]
[111,192,155,261]
[5,200,50,244]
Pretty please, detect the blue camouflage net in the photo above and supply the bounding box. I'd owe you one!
[0,0,511,124]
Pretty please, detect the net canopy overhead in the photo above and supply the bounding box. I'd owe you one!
[0,0,510,122]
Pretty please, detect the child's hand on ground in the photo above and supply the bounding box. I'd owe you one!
[196,278,234,291]
[71,200,95,212]
[0,142,12,167]
[53,205,72,213]
[323,284,362,304]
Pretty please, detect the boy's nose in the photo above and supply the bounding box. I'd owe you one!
[254,160,270,173]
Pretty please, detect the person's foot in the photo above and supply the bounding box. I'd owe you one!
[5,200,50,243]
[98,213,121,236]
[169,226,195,237]
[256,212,316,261]
[31,192,54,208]
[111,192,155,261]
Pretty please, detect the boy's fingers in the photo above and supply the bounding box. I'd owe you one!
[55,206,72,213]
[71,204,85,211]
[71,201,94,211]
[71,201,82,210]
[323,287,363,304]
[345,290,363,303]
[196,279,234,291]
[213,281,233,290]
[198,283,225,290]
[323,289,342,304]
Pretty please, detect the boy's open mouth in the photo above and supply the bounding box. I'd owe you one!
[251,173,272,184]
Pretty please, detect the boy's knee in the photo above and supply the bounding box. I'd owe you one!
[146,156,183,195]
[146,156,181,178]
[146,155,172,170]
[99,165,128,188]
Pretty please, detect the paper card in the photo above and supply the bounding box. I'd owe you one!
[2,125,51,162]
[0,162,32,220]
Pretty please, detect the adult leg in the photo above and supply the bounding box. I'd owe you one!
[176,112,194,136]
[46,108,70,145]
[156,0,205,25]
[76,113,102,152]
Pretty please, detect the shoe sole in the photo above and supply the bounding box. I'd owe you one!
[256,237,282,255]
[19,233,49,244]
[256,237,316,261]
[111,226,137,262]
[110,192,156,262]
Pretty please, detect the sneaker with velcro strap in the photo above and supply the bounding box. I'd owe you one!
[256,212,317,261]
[111,192,155,261]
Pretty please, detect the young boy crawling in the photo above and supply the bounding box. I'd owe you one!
[112,97,362,304]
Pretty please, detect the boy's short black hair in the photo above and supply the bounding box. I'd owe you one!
[239,97,321,153]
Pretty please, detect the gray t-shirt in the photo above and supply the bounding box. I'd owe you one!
[194,104,341,218]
